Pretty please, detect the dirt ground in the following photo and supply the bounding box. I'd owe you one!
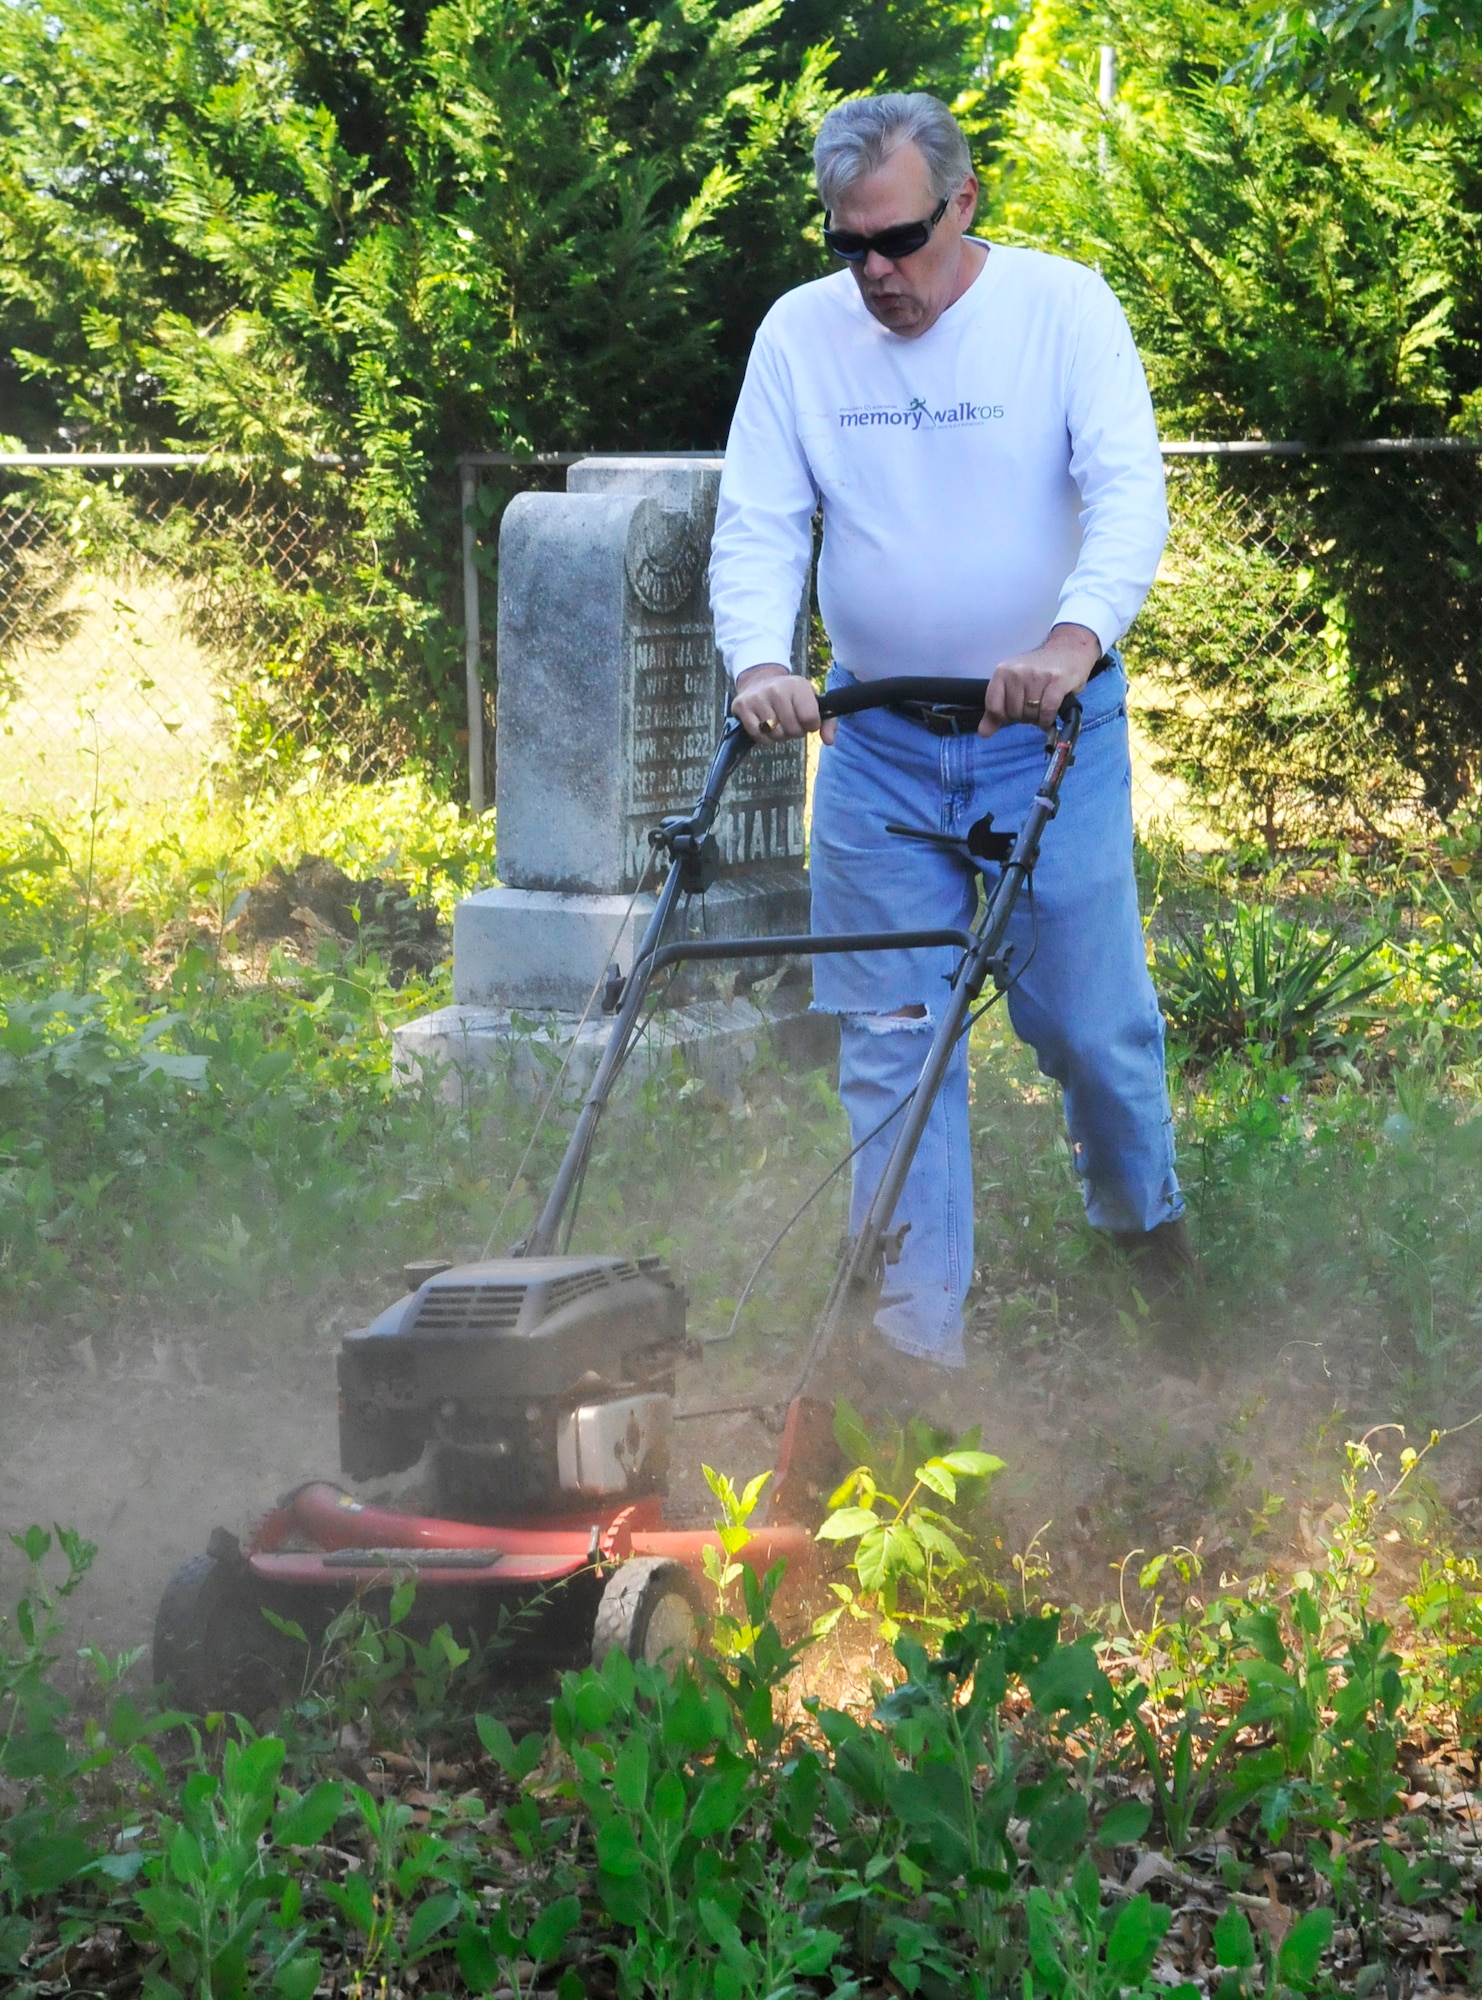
[5,1301,1473,1695]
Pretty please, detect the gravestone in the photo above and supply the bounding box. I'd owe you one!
[394,455,824,1099]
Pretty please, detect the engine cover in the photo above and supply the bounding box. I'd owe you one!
[337,1254,685,1499]
[557,1394,672,1498]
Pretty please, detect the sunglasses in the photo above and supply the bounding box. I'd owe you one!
[822,194,951,265]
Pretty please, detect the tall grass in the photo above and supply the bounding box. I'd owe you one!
[5,782,1482,1415]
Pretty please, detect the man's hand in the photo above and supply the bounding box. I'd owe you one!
[731,663,837,745]
[980,623,1103,738]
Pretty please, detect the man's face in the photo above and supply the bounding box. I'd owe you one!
[829,142,978,339]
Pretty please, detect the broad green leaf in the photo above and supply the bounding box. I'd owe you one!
[880,1520,927,1580]
[598,1868,651,1927]
[939,1450,1005,1479]
[1026,1788,1087,1866]
[274,1953,321,2000]
[914,1460,957,1502]
[528,1895,581,1963]
[405,1891,462,1959]
[9,1830,92,1894]
[476,1713,544,1779]
[572,1677,616,1733]
[1097,1799,1152,1845]
[653,1769,686,1825]
[854,1526,891,1594]
[456,1923,504,1991]
[230,1733,287,1800]
[1212,1906,1256,1969]
[909,1517,963,1566]
[662,1676,724,1756]
[690,1767,748,1839]
[1277,1907,1334,1986]
[324,1870,377,1936]
[1105,1893,1169,1980]
[274,1780,345,1849]
[885,1763,972,1876]
[168,1821,205,1889]
[1071,1848,1100,1920]
[792,1927,840,1974]
[1025,1636,1111,1721]
[816,1506,880,1542]
[699,1897,743,1949]
[832,1400,875,1469]
[613,1731,649,1811]
[2,1728,73,1781]
[595,1817,644,1877]
[1234,1607,1288,1668]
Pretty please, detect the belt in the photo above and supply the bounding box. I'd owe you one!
[889,654,1114,736]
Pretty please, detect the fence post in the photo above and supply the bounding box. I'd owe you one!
[460,461,487,814]
[1097,44,1115,172]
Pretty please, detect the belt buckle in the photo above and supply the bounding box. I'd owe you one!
[923,704,963,737]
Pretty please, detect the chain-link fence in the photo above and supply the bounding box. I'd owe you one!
[1123,441,1482,850]
[3,444,1480,845]
[0,454,439,814]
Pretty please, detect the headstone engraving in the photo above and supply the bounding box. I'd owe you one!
[494,464,805,900]
[395,455,826,1097]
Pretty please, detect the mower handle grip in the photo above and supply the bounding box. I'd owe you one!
[816,676,989,718]
[680,679,1077,850]
[816,677,1083,727]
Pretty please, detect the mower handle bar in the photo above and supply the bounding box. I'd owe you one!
[689,677,1076,832]
[818,675,990,718]
[523,682,1079,1259]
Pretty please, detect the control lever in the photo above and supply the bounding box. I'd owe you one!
[885,812,1015,865]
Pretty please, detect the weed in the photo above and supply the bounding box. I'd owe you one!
[816,1401,1004,1638]
[128,1734,338,2000]
[1155,902,1391,1062]
[701,1466,773,1660]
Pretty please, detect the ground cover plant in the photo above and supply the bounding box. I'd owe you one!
[10,1413,1482,1994]
[9,780,1482,1991]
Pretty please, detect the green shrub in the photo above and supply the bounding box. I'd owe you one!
[1153,901,1391,1061]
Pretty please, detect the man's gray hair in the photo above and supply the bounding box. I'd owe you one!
[813,94,974,214]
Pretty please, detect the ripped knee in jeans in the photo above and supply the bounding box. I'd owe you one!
[844,1004,930,1036]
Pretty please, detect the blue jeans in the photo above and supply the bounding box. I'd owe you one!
[810,661,1182,1366]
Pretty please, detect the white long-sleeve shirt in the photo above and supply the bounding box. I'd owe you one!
[709,243,1167,682]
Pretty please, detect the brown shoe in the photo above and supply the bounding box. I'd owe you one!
[1110,1217,1204,1369]
[1111,1215,1202,1303]
[811,1322,964,1428]
[853,1338,967,1428]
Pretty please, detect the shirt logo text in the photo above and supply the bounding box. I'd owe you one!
[838,396,1005,431]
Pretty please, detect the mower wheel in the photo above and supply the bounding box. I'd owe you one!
[153,1553,290,1717]
[591,1558,706,1674]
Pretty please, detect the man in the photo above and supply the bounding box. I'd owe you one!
[709,92,1188,1379]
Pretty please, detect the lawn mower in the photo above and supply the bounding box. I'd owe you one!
[153,678,1083,1713]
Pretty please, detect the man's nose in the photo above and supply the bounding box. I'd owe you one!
[862,249,896,281]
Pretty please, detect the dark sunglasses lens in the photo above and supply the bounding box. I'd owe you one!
[871,223,931,259]
[824,222,931,263]
[823,229,869,261]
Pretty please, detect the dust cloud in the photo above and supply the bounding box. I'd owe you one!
[4,1310,1466,1684]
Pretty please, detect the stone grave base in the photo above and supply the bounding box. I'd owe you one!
[393,991,839,1108]
[452,871,811,1016]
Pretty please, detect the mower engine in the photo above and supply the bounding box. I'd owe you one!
[337,1255,686,1518]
